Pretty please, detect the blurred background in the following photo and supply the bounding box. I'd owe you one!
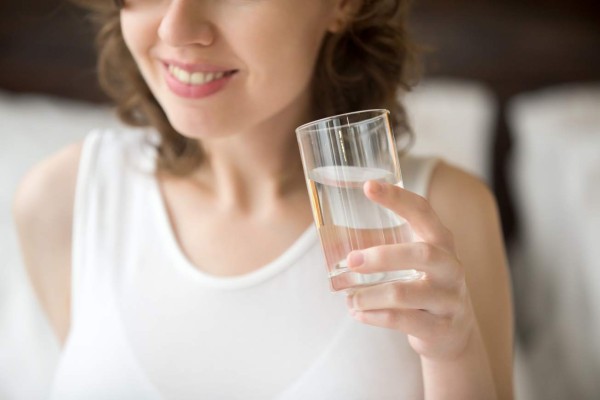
[1,0,599,398]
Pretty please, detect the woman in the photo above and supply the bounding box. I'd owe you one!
[14,0,513,398]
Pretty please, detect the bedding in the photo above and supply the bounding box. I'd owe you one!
[508,84,600,399]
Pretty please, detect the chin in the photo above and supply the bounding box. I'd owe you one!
[166,109,233,140]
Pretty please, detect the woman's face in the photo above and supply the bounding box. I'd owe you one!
[120,0,350,139]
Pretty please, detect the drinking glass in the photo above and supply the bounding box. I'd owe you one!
[296,109,424,292]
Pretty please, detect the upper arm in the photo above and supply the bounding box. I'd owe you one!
[428,162,514,399]
[12,141,84,346]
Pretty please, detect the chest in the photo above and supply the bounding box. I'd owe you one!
[158,177,314,277]
[56,243,424,399]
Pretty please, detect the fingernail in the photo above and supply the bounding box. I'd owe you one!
[347,251,364,269]
[368,181,383,195]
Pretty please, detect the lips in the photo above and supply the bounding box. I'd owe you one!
[162,61,238,99]
[168,64,237,86]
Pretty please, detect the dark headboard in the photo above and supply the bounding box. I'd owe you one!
[2,0,599,242]
[411,1,600,242]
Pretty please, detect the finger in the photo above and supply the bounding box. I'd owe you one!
[350,308,450,341]
[347,280,457,315]
[346,241,460,283]
[363,181,454,251]
[318,224,410,272]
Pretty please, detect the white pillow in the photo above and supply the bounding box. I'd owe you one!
[402,78,498,182]
[507,83,600,399]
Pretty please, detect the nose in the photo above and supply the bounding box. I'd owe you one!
[158,0,215,47]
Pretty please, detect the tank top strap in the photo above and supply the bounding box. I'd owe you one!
[70,127,158,321]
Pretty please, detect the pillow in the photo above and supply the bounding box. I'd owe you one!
[402,78,498,183]
[507,83,600,399]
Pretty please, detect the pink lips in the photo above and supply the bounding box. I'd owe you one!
[162,61,238,99]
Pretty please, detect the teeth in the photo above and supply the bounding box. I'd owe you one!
[168,65,228,85]
[190,73,204,85]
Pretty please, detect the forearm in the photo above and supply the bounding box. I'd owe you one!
[421,326,497,400]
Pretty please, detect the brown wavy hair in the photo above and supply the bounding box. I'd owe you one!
[71,0,419,176]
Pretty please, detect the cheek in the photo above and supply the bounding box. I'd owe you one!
[120,13,157,64]
[120,13,164,101]
[232,12,329,98]
[120,15,138,55]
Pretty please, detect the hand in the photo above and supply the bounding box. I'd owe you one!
[345,180,477,361]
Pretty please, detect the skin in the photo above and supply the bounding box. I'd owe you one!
[13,0,514,398]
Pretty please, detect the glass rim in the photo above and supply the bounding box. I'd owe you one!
[295,109,390,136]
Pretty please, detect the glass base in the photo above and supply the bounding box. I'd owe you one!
[329,262,424,292]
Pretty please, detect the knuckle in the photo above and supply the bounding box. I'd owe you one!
[443,290,462,314]
[441,226,454,243]
[382,311,398,327]
[436,315,453,335]
[388,283,406,305]
[415,242,436,263]
[442,227,457,249]
[447,256,466,285]
[413,195,431,214]
[353,293,365,310]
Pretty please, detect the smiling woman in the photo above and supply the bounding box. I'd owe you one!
[12,0,513,399]
[70,0,417,175]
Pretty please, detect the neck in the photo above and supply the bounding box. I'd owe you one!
[189,100,311,213]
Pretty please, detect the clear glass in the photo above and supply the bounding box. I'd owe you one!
[296,109,424,292]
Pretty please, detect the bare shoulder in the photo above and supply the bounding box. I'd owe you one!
[427,161,498,225]
[427,160,509,293]
[12,141,84,346]
[13,141,84,243]
[13,141,84,216]
[428,161,515,399]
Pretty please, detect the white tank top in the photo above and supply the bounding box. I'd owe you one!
[49,129,439,400]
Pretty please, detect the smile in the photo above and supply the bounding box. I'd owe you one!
[167,65,236,86]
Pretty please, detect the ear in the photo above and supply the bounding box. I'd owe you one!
[327,0,363,33]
